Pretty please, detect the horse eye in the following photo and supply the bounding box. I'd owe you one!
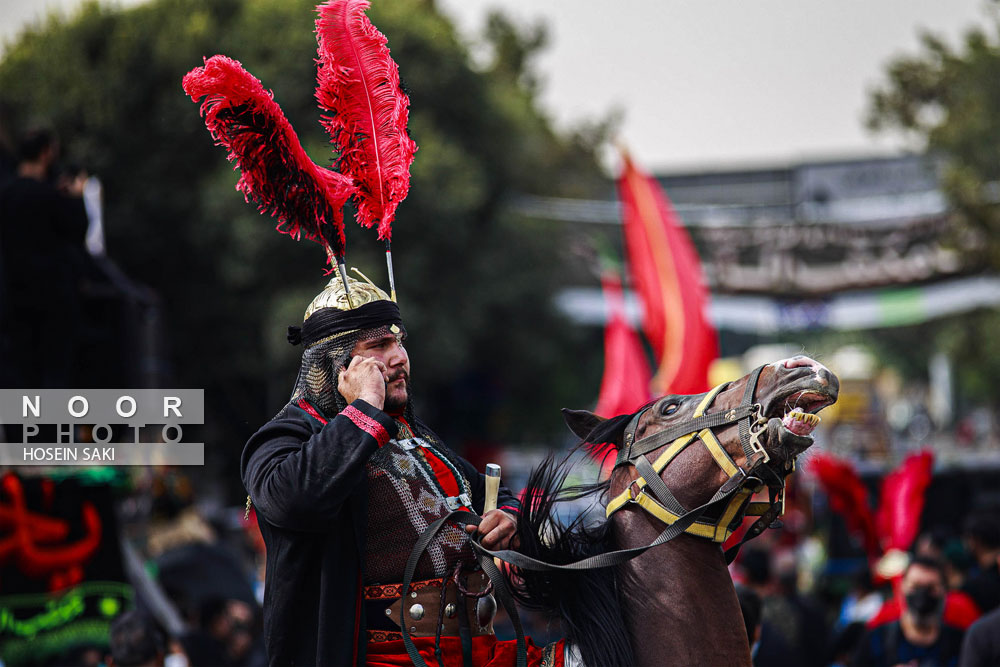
[661,402,680,416]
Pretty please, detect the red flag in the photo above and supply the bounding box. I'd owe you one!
[617,153,718,395]
[876,450,934,553]
[594,272,652,420]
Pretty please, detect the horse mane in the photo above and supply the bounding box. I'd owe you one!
[511,439,635,667]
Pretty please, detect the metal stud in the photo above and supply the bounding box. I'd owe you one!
[410,591,418,599]
[476,595,497,628]
[409,603,425,621]
[444,603,457,618]
[385,608,392,616]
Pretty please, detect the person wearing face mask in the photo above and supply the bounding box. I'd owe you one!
[852,556,965,667]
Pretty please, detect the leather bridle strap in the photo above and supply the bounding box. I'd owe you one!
[618,392,757,463]
[605,365,787,547]
[474,471,747,571]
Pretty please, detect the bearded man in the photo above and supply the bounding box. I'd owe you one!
[242,275,526,667]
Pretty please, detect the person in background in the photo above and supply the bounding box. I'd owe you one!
[107,610,167,667]
[0,127,89,388]
[736,585,762,662]
[960,578,1000,666]
[837,567,885,630]
[740,548,796,667]
[853,556,964,667]
[961,513,1000,616]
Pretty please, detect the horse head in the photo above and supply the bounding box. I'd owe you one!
[510,357,839,667]
[563,355,839,548]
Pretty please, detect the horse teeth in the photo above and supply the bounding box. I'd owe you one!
[786,410,821,426]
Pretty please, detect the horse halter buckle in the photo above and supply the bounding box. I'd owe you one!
[746,403,771,466]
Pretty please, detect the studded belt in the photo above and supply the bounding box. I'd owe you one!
[363,571,496,643]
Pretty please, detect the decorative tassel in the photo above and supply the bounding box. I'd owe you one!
[183,55,356,262]
[315,0,417,245]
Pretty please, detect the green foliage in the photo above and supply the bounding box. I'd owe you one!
[868,4,1000,269]
[0,0,611,467]
[867,5,1000,406]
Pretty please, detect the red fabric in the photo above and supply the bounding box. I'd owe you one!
[594,272,652,424]
[366,636,561,667]
[807,453,880,558]
[182,55,355,260]
[617,154,717,396]
[867,591,981,630]
[316,0,417,241]
[419,447,464,502]
[876,451,934,553]
[297,399,328,425]
[343,405,391,447]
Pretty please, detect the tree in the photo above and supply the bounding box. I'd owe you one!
[0,0,612,486]
[868,5,1000,269]
[868,4,1000,407]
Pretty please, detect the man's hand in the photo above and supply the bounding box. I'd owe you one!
[466,509,519,550]
[338,355,389,410]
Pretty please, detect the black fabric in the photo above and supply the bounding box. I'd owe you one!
[297,300,402,348]
[0,176,90,387]
[960,606,1000,667]
[241,399,519,667]
[851,621,964,667]
[961,563,1000,616]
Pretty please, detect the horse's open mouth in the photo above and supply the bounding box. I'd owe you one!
[767,389,836,440]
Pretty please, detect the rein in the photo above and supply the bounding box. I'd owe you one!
[400,364,798,667]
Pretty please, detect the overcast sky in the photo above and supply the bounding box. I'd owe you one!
[2,0,991,170]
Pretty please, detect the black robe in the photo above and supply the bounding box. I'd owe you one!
[241,398,519,667]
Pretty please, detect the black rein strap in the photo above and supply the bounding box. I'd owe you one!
[400,364,795,666]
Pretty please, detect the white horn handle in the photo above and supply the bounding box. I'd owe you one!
[484,463,501,514]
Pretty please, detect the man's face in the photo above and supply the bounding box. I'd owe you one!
[350,330,410,413]
[901,563,946,626]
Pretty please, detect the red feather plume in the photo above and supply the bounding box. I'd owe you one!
[182,55,356,260]
[876,450,934,553]
[809,453,881,558]
[315,0,417,241]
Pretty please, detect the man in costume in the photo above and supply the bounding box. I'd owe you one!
[184,1,566,662]
[241,273,526,666]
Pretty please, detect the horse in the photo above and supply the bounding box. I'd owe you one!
[508,356,839,667]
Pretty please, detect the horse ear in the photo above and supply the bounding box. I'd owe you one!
[562,408,605,440]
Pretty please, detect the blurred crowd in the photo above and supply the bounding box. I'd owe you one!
[71,470,271,667]
[729,512,1000,667]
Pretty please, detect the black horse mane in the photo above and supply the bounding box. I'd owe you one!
[510,421,636,667]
